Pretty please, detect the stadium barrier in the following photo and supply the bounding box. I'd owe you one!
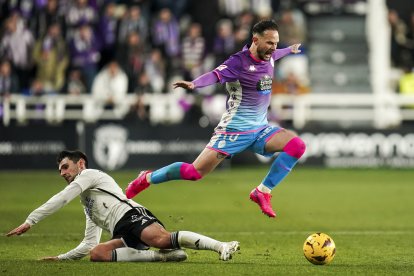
[3,93,414,129]
[1,120,414,170]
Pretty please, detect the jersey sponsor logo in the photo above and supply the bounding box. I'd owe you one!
[216,65,228,71]
[85,197,95,218]
[256,75,272,95]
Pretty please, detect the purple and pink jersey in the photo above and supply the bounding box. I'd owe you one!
[212,45,291,132]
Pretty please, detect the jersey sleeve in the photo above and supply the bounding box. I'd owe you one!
[25,184,82,226]
[58,211,102,260]
[272,47,292,61]
[71,171,97,192]
[213,55,242,84]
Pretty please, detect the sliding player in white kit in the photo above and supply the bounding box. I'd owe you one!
[6,150,239,262]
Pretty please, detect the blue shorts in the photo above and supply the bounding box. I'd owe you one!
[206,125,282,158]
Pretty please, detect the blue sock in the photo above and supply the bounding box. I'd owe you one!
[150,162,183,184]
[262,152,299,190]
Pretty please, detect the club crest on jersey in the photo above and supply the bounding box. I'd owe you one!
[248,65,256,72]
[256,75,272,95]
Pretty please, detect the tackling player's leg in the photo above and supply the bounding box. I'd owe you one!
[126,148,225,199]
[90,218,240,262]
[250,129,306,218]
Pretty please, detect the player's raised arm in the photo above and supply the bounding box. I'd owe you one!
[173,80,194,90]
[289,43,302,54]
[173,71,219,91]
[7,183,82,238]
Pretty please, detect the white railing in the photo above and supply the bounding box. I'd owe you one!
[271,93,414,129]
[1,93,187,126]
[2,92,414,129]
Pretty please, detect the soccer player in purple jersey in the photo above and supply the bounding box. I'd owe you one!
[126,20,306,218]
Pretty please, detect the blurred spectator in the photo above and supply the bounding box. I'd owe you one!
[405,12,414,66]
[13,0,40,24]
[388,9,410,68]
[250,0,273,19]
[32,23,68,93]
[277,8,309,88]
[127,72,152,122]
[30,0,66,39]
[0,13,34,90]
[0,59,19,98]
[213,19,235,66]
[68,24,101,92]
[399,65,414,95]
[187,0,221,51]
[272,71,309,95]
[278,9,306,47]
[28,78,49,96]
[181,22,206,81]
[233,11,255,50]
[66,69,86,96]
[117,5,148,47]
[97,2,119,68]
[91,60,128,109]
[142,48,166,93]
[116,31,145,92]
[66,0,98,40]
[151,0,189,19]
[151,8,180,76]
[218,0,249,18]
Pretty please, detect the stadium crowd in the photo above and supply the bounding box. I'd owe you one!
[386,0,414,95]
[0,0,309,124]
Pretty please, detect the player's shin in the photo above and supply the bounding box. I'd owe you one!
[151,162,202,184]
[260,137,306,191]
[111,248,158,262]
[172,231,221,252]
[111,247,187,262]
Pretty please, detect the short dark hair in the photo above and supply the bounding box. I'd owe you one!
[252,19,279,35]
[57,150,88,168]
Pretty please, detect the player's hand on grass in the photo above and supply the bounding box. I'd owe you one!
[289,43,302,54]
[173,81,194,90]
[6,222,31,237]
[41,256,60,261]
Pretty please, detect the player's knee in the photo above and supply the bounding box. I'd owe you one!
[180,163,202,181]
[89,245,109,262]
[283,136,306,159]
[146,232,171,249]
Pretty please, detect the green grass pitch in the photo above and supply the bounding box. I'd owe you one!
[1,167,414,275]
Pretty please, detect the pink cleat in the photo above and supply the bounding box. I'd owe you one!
[125,170,152,199]
[249,188,276,218]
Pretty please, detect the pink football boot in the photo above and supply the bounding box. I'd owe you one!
[249,188,276,218]
[125,170,152,199]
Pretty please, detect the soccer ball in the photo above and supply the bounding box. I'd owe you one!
[303,233,336,265]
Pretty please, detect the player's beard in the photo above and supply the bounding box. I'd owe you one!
[257,47,273,61]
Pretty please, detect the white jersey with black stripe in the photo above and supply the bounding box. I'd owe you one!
[24,169,144,260]
[73,169,143,234]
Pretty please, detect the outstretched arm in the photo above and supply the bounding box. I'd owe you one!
[273,43,302,60]
[6,184,82,237]
[173,71,219,90]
